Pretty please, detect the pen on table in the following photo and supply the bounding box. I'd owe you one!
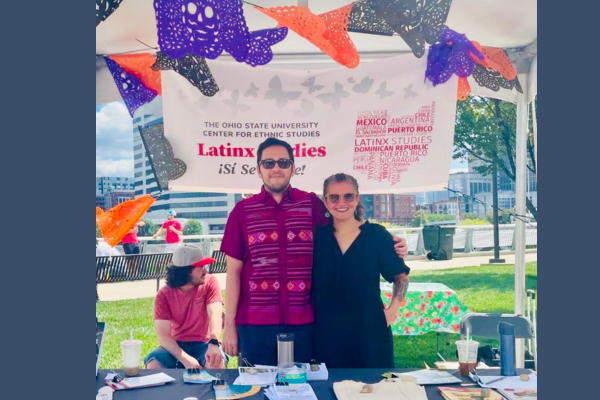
[485,376,507,385]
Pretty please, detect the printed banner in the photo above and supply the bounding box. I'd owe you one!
[162,54,458,194]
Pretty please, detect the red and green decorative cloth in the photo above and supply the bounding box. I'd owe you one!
[380,282,471,336]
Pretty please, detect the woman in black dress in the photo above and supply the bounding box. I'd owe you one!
[313,173,410,368]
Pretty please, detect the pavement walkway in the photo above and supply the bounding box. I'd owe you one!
[97,250,537,302]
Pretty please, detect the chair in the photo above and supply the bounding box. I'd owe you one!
[459,313,536,369]
[209,250,228,274]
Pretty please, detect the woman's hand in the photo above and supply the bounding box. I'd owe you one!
[223,325,239,357]
[384,306,398,327]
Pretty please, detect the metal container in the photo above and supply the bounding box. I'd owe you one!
[277,333,295,366]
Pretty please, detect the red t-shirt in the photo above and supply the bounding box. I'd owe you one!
[154,274,222,342]
[121,226,138,244]
[162,220,182,243]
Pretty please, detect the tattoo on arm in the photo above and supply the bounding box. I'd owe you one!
[393,274,410,302]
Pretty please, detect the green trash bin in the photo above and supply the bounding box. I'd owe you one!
[423,225,456,260]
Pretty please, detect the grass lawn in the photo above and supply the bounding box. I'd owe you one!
[96,262,537,369]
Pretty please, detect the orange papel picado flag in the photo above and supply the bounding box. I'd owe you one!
[96,195,156,247]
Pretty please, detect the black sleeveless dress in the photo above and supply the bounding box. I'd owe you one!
[312,221,410,368]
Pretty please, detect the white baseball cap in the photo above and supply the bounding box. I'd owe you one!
[171,245,215,268]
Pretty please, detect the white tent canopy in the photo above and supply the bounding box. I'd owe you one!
[96,0,537,104]
[96,0,537,364]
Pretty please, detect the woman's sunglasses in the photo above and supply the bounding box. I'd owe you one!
[259,158,293,169]
[325,193,357,203]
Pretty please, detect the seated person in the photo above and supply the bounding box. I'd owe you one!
[96,238,121,257]
[144,245,228,369]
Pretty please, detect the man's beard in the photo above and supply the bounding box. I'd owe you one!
[264,182,289,193]
[263,175,290,194]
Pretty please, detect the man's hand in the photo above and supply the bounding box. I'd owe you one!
[169,226,175,232]
[392,236,408,258]
[383,306,398,327]
[181,354,201,370]
[204,344,225,369]
[223,325,239,357]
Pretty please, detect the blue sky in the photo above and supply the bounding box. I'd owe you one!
[96,101,135,177]
[95,101,468,177]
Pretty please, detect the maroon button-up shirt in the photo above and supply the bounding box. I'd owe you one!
[220,185,329,326]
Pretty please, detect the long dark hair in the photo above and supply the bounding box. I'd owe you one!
[166,266,193,288]
[322,173,365,221]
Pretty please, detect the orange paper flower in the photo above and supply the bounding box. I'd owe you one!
[470,42,516,80]
[319,4,359,68]
[458,41,517,101]
[96,195,156,247]
[110,54,162,95]
[258,5,359,68]
[457,77,471,101]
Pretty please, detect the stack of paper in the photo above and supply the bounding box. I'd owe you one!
[105,372,175,390]
[234,366,278,386]
[471,372,537,389]
[302,363,329,381]
[497,388,538,400]
[391,369,461,385]
[264,384,319,400]
[333,380,428,400]
[438,386,503,400]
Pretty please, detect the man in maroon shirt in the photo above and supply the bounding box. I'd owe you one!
[144,245,227,369]
[220,138,408,365]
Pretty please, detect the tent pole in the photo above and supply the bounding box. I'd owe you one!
[514,71,529,368]
[531,98,537,176]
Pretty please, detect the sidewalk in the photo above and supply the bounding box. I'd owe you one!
[97,251,537,302]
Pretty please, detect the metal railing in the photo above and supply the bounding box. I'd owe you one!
[105,223,536,257]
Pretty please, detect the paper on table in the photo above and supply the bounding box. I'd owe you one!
[301,363,329,381]
[264,384,318,400]
[333,380,428,400]
[474,373,537,389]
[434,361,490,370]
[497,388,538,400]
[105,372,175,390]
[391,369,462,385]
[183,370,217,384]
[234,365,278,386]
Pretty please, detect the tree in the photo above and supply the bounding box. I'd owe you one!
[428,214,457,222]
[485,208,514,224]
[96,224,101,238]
[459,218,489,226]
[411,210,456,227]
[454,96,537,220]
[412,210,429,227]
[463,212,480,220]
[138,219,158,237]
[183,219,203,243]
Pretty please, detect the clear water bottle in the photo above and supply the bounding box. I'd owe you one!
[498,321,517,376]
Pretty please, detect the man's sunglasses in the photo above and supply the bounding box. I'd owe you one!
[259,158,293,169]
[324,193,357,203]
